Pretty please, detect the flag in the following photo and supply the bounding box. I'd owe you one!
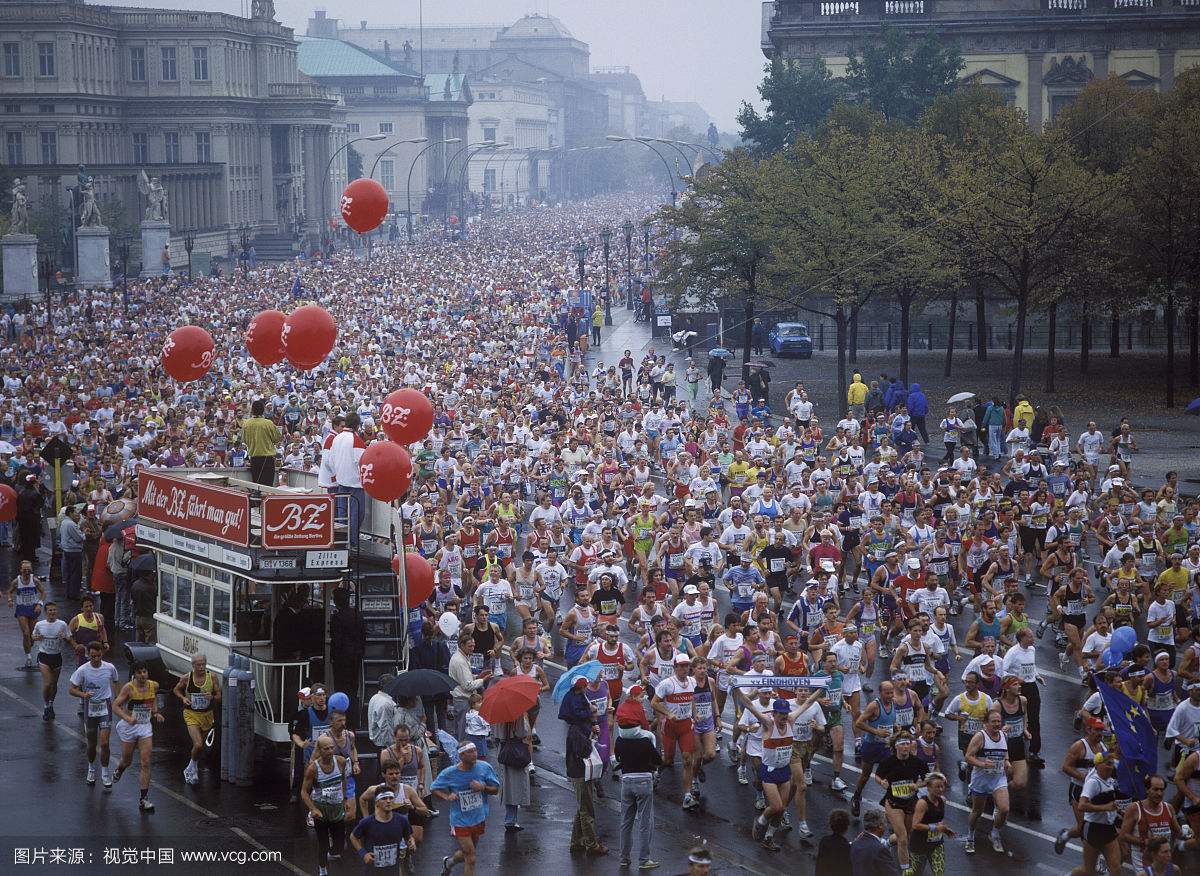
[290,274,302,300]
[1095,680,1157,800]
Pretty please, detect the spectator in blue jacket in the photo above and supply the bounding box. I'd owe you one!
[906,383,929,443]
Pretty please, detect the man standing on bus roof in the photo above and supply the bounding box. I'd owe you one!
[241,398,281,487]
[327,412,367,543]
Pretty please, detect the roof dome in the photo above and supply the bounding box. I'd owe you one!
[498,13,574,40]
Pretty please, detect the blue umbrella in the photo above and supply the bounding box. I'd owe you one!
[1187,397,1200,413]
[708,347,733,360]
[552,660,603,703]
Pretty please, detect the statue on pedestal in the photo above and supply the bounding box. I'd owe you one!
[78,181,103,228]
[8,178,28,234]
[250,0,275,22]
[138,170,169,222]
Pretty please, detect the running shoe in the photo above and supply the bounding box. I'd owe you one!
[139,798,154,812]
[1054,828,1069,855]
[957,760,967,782]
[682,793,699,810]
[441,856,453,876]
[1036,617,1048,638]
[111,766,124,784]
[760,837,781,852]
[781,810,792,828]
[752,817,766,841]
[831,776,847,792]
[990,830,1003,853]
[42,705,51,722]
[851,794,861,817]
[804,769,813,785]
[796,820,811,837]
[964,837,975,855]
[737,771,749,786]
[86,765,96,786]
[755,796,766,811]
[638,861,660,871]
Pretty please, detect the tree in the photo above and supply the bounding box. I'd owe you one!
[845,28,964,125]
[657,150,779,379]
[1121,103,1200,407]
[948,112,1113,407]
[761,126,880,407]
[1052,76,1160,369]
[737,58,846,155]
[864,126,960,385]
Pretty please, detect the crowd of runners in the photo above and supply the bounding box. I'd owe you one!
[4,194,1200,875]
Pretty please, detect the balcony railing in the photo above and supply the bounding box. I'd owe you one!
[820,1,860,14]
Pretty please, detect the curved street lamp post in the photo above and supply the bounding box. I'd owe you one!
[321,132,388,252]
[404,137,460,243]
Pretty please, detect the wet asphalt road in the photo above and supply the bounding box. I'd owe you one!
[3,308,1198,875]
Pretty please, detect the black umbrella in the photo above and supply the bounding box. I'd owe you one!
[104,519,136,541]
[385,669,454,700]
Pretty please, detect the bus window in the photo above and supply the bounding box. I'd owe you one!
[194,563,212,580]
[213,569,231,586]
[178,559,194,575]
[175,574,192,624]
[234,577,270,643]
[159,571,175,615]
[160,553,176,568]
[213,587,232,639]
[193,580,212,631]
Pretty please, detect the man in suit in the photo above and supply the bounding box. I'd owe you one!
[850,809,900,876]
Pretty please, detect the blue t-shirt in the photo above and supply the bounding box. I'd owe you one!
[430,761,500,828]
[351,813,411,869]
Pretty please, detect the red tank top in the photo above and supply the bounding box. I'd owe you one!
[777,652,809,699]
[459,530,481,561]
[1135,800,1174,845]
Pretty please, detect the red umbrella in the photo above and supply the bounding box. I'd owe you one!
[479,675,542,725]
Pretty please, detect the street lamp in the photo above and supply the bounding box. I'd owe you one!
[671,138,722,161]
[322,132,389,251]
[623,219,634,312]
[369,136,429,178]
[405,137,461,242]
[183,232,195,282]
[238,224,250,277]
[458,142,500,239]
[38,253,53,337]
[642,218,652,269]
[640,137,694,181]
[117,237,131,315]
[442,141,492,233]
[599,226,613,326]
[573,241,589,289]
[607,136,677,206]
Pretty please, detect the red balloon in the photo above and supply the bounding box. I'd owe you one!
[380,388,435,444]
[359,440,413,502]
[0,483,16,523]
[161,325,215,382]
[282,304,337,370]
[340,178,389,234]
[392,551,435,605]
[245,309,287,366]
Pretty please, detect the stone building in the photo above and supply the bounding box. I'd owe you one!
[0,0,344,266]
[295,37,469,221]
[761,0,1200,127]
[466,76,555,207]
[590,67,648,137]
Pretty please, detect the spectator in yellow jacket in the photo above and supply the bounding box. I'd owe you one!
[847,372,868,420]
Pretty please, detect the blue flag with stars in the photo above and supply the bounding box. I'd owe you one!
[1095,680,1157,801]
[290,274,302,300]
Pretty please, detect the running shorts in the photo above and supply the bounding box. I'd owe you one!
[662,718,696,759]
[115,718,153,744]
[37,652,62,670]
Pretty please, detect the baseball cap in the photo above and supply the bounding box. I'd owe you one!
[820,559,836,573]
[673,653,692,665]
[771,698,791,714]
[905,557,921,570]
[683,584,700,595]
[625,684,645,698]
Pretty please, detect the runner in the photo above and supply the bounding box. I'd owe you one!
[8,559,45,671]
[910,770,955,876]
[1071,750,1124,876]
[68,640,119,789]
[110,659,164,811]
[650,652,700,811]
[302,734,349,876]
[432,741,500,876]
[874,732,928,871]
[350,788,415,874]
[172,653,221,785]
[30,601,74,720]
[964,710,1011,855]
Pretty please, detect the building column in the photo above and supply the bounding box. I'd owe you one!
[1026,52,1045,130]
[1159,48,1176,91]
[258,126,276,228]
[1092,49,1109,80]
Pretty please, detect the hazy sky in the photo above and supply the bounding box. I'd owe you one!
[111,0,766,131]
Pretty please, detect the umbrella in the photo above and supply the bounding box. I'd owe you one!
[946,391,975,405]
[479,675,542,724]
[104,518,136,541]
[708,347,733,360]
[552,660,603,703]
[745,360,776,369]
[1187,397,1200,413]
[0,440,14,455]
[384,669,455,700]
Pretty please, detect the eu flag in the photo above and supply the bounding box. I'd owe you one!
[290,274,302,300]
[1095,680,1158,801]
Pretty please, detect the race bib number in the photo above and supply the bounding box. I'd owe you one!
[890,780,915,799]
[373,844,399,867]
[963,717,982,734]
[770,559,785,573]
[600,600,618,616]
[88,698,109,717]
[320,783,341,803]
[458,790,483,812]
[189,693,210,711]
[132,703,152,724]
